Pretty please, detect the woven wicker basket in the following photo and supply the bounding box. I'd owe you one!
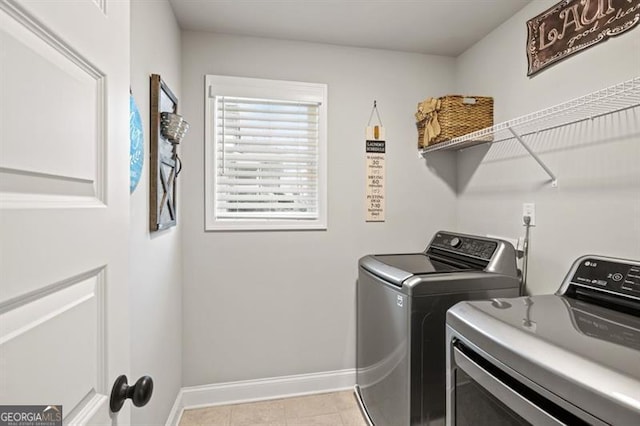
[417,95,493,148]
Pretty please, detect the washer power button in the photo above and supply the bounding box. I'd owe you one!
[450,237,462,248]
[612,273,624,282]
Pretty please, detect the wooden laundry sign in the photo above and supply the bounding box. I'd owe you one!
[526,0,640,76]
[366,127,385,222]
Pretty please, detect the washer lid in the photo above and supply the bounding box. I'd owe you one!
[372,254,467,274]
[359,253,468,286]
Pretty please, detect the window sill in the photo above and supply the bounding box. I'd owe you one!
[205,220,327,232]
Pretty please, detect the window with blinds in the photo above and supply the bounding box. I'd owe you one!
[205,76,327,231]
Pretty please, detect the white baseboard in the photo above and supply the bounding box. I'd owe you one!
[165,368,356,426]
[165,388,185,426]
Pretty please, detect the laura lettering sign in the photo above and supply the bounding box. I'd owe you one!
[526,0,640,76]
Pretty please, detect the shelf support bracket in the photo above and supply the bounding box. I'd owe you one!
[507,126,558,187]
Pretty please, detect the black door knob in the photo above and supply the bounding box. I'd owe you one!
[110,375,153,413]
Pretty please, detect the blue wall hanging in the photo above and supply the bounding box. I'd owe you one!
[130,93,144,193]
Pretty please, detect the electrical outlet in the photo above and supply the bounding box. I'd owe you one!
[523,203,536,226]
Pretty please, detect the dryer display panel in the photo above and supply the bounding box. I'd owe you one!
[571,258,640,298]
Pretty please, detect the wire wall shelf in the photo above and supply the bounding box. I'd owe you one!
[419,77,640,186]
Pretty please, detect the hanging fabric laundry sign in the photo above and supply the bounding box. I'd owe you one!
[365,101,386,222]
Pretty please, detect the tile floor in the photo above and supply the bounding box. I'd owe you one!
[179,390,368,426]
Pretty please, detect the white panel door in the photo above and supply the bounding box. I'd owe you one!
[0,0,131,424]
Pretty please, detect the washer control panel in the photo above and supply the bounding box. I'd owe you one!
[430,233,498,260]
[570,257,640,298]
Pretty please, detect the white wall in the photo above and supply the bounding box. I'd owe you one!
[129,0,182,423]
[180,32,458,386]
[455,0,640,295]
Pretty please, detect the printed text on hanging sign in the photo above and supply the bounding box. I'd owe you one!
[366,138,385,222]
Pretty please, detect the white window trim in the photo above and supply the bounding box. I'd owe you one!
[205,75,328,231]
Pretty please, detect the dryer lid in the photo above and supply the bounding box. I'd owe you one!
[447,294,640,424]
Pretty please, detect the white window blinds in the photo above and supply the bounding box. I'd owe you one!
[214,96,321,220]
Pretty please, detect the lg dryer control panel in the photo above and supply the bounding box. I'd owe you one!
[563,256,640,301]
[429,232,498,261]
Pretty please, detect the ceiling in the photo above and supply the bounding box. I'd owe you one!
[169,0,531,56]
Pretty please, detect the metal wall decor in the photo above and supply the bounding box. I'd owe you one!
[526,0,640,76]
[150,74,182,232]
[160,112,189,144]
